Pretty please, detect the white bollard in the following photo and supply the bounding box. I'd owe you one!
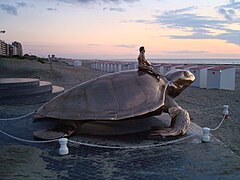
[59,138,69,155]
[223,105,229,118]
[202,127,210,142]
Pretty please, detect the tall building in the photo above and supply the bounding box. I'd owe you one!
[0,40,23,56]
[9,45,17,56]
[12,41,23,56]
[0,40,8,56]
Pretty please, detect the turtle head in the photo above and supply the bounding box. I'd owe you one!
[165,69,195,98]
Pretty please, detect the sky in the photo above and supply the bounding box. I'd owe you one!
[0,0,240,59]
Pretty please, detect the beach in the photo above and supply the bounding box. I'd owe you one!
[0,58,240,156]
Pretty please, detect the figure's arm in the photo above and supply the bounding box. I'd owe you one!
[146,59,152,66]
[140,53,152,66]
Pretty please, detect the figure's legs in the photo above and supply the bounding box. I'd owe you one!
[149,95,190,137]
[138,66,162,81]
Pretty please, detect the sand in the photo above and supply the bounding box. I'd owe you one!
[0,57,239,158]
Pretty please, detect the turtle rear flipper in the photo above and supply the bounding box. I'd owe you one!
[33,124,76,140]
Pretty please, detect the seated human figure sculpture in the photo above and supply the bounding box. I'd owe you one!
[137,46,162,81]
[33,68,195,140]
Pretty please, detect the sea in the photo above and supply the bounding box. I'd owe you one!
[101,59,240,65]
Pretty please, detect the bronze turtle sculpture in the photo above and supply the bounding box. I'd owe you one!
[33,69,195,140]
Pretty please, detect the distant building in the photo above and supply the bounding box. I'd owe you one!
[48,54,57,60]
[9,45,17,56]
[0,40,7,56]
[0,40,23,56]
[12,41,23,56]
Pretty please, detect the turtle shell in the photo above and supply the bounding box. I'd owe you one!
[35,70,168,121]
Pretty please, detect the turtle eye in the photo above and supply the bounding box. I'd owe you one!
[184,71,188,77]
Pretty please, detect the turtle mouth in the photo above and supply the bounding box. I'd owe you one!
[167,79,191,98]
[168,81,181,89]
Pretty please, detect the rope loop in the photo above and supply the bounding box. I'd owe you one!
[68,134,196,149]
[0,104,229,149]
[210,115,227,131]
[0,130,58,144]
[0,111,35,121]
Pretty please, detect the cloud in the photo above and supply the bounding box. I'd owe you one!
[215,29,240,45]
[0,2,28,16]
[54,0,138,12]
[218,8,234,21]
[17,2,27,7]
[217,0,240,21]
[154,8,227,31]
[87,43,104,46]
[163,50,210,54]
[114,44,137,48]
[103,7,125,12]
[47,8,58,11]
[57,0,138,5]
[171,29,240,46]
[220,0,240,9]
[58,0,95,4]
[103,0,138,3]
[0,4,18,15]
[139,6,240,46]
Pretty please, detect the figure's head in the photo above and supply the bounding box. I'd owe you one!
[139,46,145,53]
[164,69,195,98]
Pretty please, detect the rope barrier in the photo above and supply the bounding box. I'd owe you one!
[0,111,36,121]
[0,130,58,144]
[68,134,197,149]
[210,115,227,131]
[0,104,230,153]
[0,128,197,150]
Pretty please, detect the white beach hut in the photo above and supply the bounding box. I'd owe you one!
[156,64,168,74]
[121,63,130,71]
[103,62,108,72]
[100,62,104,71]
[207,66,236,90]
[175,64,197,70]
[66,61,74,66]
[73,60,82,67]
[151,63,161,74]
[189,65,212,88]
[110,62,116,72]
[129,62,138,70]
[108,63,115,73]
[162,64,182,74]
[106,63,111,72]
[96,62,100,70]
[91,62,97,70]
[115,63,122,72]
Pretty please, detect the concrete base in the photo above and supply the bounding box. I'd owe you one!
[0,78,64,105]
[0,78,39,88]
[1,111,240,179]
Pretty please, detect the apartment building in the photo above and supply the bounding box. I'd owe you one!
[0,40,7,56]
[12,41,23,56]
[0,40,23,56]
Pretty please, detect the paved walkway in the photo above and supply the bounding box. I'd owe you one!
[0,113,240,179]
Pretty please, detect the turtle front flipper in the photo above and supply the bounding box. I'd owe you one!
[33,121,83,140]
[150,107,190,137]
[33,129,71,140]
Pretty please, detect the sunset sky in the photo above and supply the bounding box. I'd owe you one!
[0,0,240,59]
